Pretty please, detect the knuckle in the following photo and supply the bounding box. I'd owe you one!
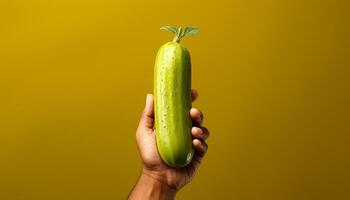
[201,127,209,136]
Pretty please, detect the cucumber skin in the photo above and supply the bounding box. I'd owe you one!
[154,42,194,167]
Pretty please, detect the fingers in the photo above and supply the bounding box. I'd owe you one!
[191,89,199,102]
[144,94,154,117]
[193,139,208,155]
[190,108,203,126]
[191,126,209,141]
[191,139,208,167]
[138,94,155,130]
[191,126,209,164]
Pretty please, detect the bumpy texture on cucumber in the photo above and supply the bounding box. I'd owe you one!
[154,26,198,167]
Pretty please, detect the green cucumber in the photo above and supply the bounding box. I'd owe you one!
[154,26,199,167]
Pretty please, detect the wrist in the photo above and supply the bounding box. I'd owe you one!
[128,169,177,200]
[141,168,179,194]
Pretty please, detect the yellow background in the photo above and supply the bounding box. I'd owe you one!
[0,0,349,199]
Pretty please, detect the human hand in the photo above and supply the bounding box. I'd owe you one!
[135,90,209,193]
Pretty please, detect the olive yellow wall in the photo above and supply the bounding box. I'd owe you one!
[0,0,349,199]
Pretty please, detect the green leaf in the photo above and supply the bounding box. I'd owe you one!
[184,26,199,36]
[160,26,199,43]
[160,26,178,34]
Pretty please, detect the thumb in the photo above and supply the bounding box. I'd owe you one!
[138,94,154,130]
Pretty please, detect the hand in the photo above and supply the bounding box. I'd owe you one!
[135,90,209,192]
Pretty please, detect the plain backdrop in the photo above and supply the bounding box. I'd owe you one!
[0,0,349,199]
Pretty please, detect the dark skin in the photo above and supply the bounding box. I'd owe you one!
[128,90,209,200]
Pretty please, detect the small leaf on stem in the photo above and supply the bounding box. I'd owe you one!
[184,26,199,36]
[160,26,178,34]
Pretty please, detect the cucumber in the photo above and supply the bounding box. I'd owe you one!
[154,26,199,167]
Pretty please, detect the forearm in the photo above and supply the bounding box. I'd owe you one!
[128,171,177,200]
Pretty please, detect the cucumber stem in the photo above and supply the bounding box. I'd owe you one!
[160,26,199,43]
[173,27,184,43]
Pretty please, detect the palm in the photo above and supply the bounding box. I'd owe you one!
[137,128,197,189]
[136,91,208,190]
